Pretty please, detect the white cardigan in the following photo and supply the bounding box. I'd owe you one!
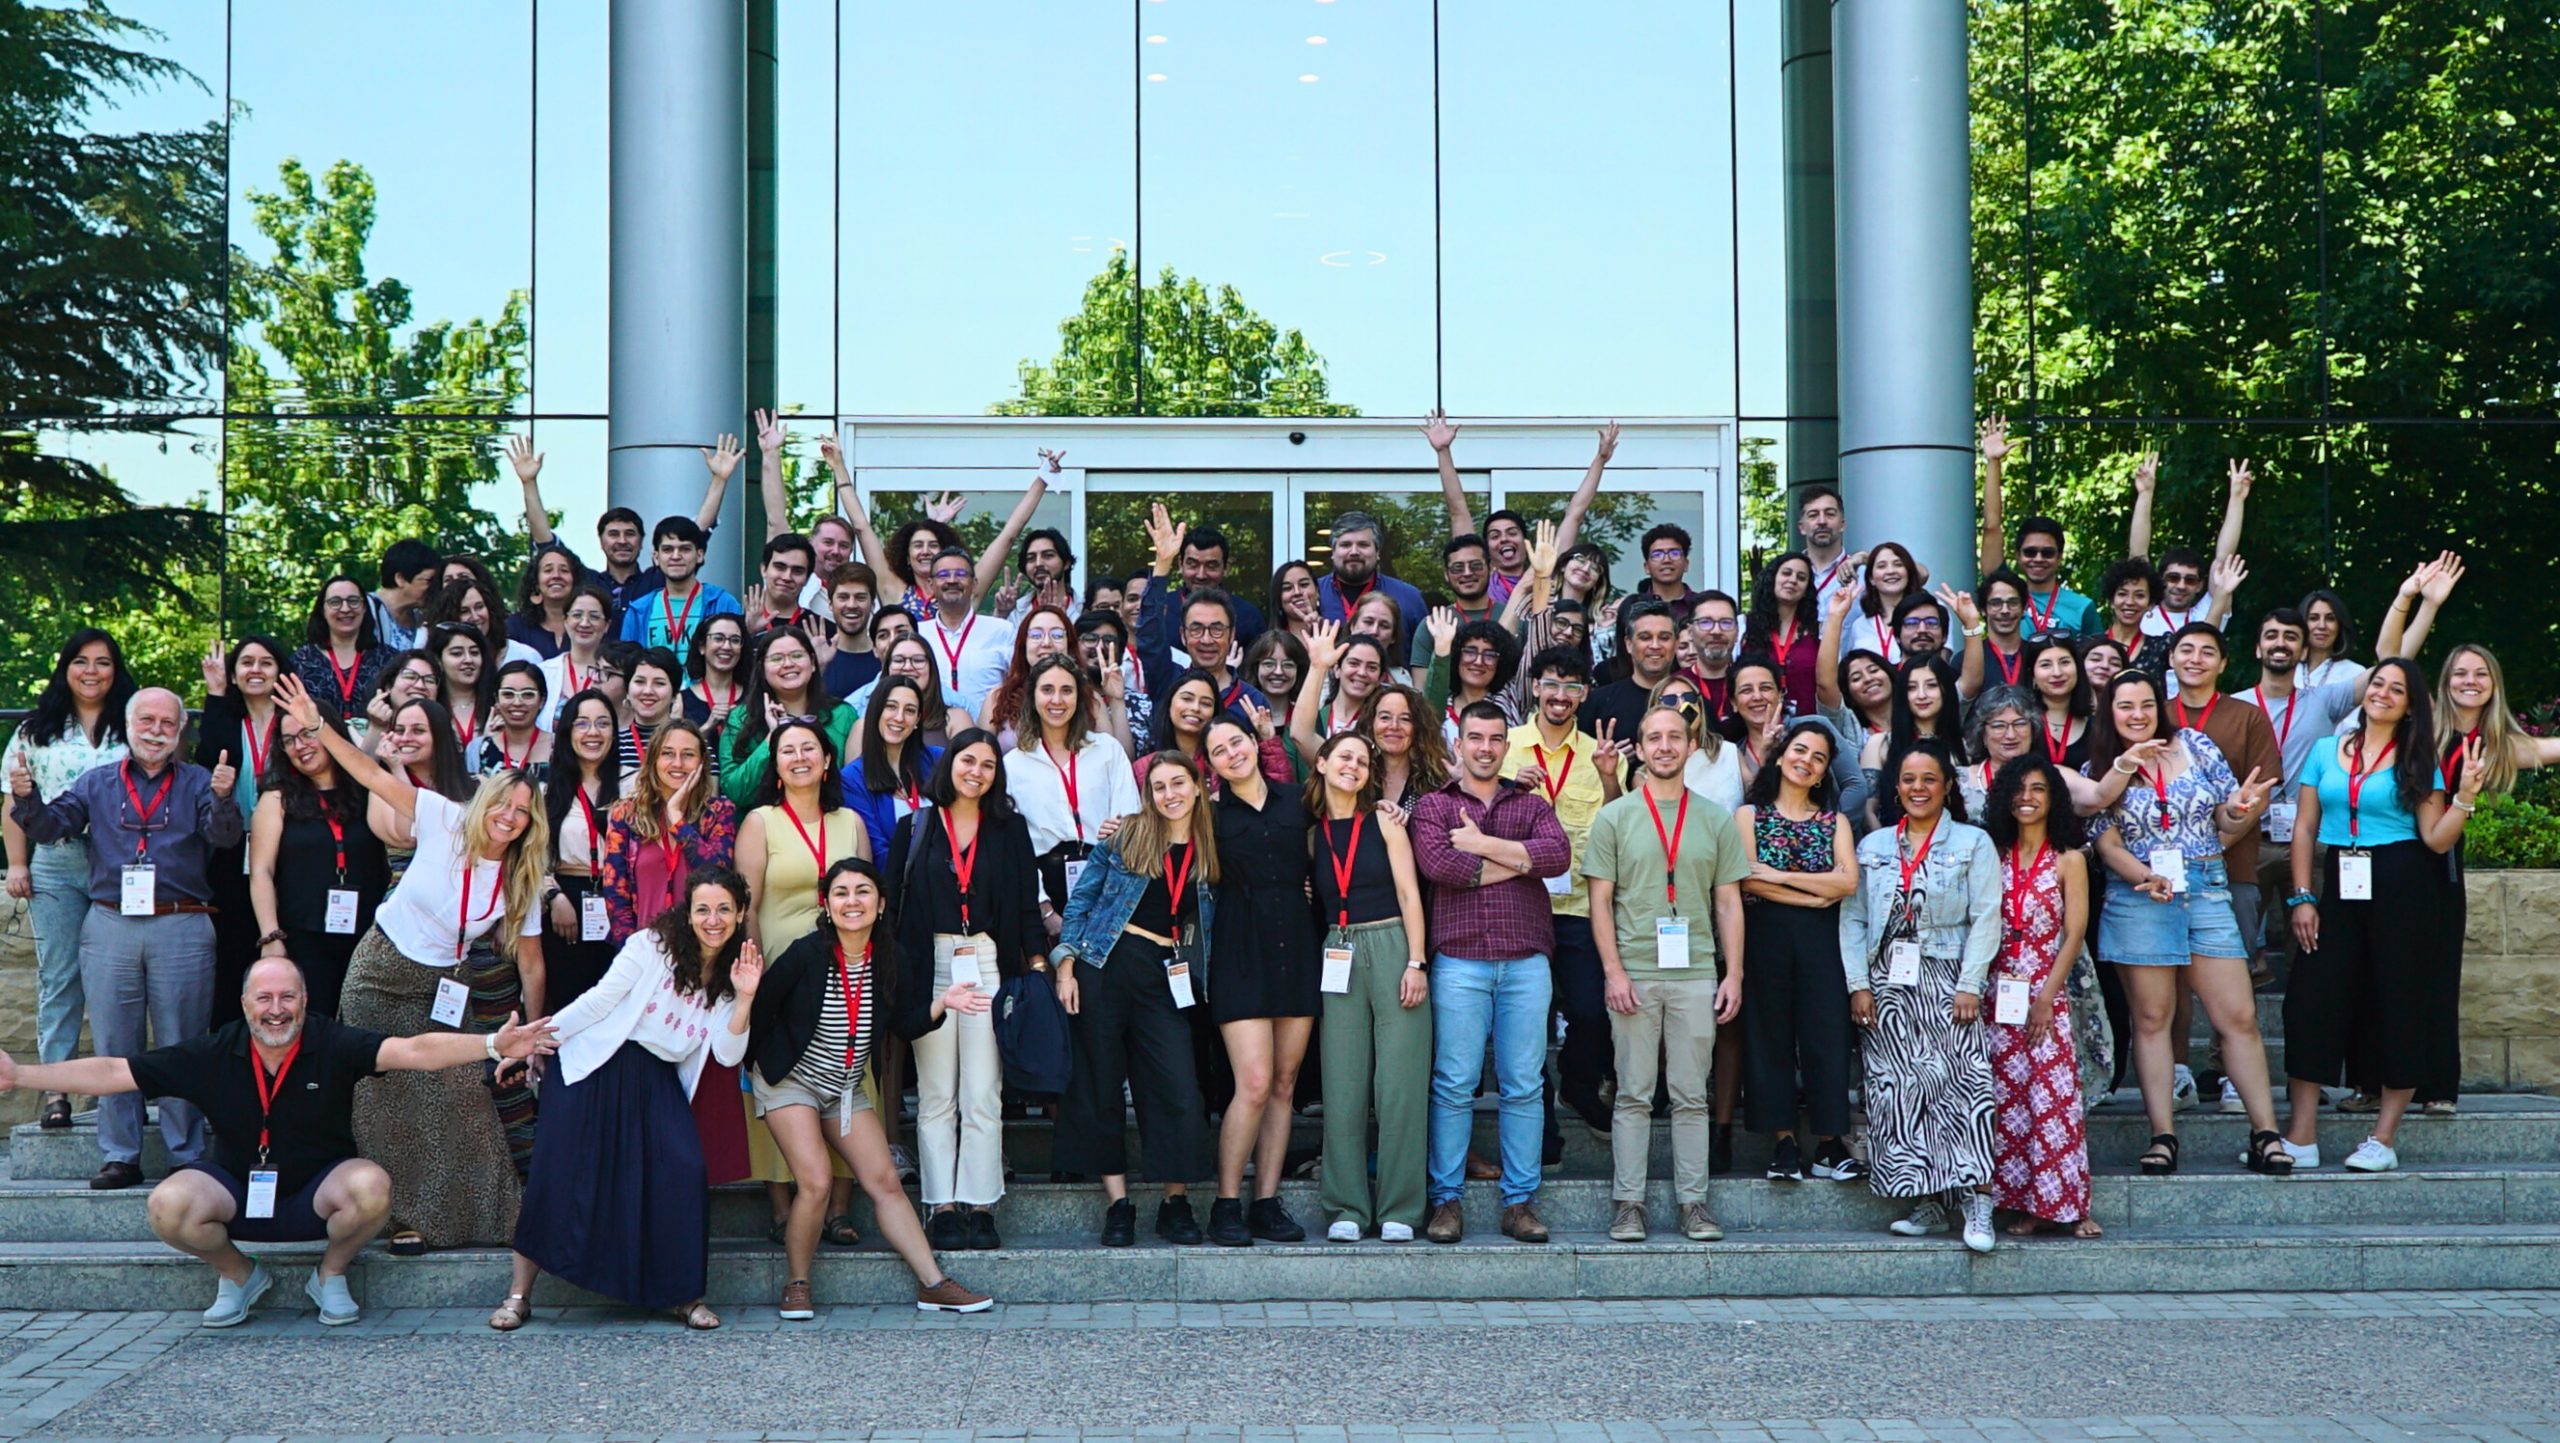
[549,929,749,1096]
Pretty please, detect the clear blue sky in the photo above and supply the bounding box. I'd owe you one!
[70,0,1795,522]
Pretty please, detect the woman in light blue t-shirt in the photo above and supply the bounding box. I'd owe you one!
[2279,659,2482,1176]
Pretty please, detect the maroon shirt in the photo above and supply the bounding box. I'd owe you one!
[1409,777,1573,962]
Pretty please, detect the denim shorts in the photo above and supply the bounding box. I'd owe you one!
[2099,855,2248,966]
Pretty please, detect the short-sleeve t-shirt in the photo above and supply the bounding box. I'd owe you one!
[128,1014,388,1195]
[2298,735,2443,849]
[372,789,543,965]
[1581,784,1751,976]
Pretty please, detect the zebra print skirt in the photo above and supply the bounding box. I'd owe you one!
[1860,948,1995,1200]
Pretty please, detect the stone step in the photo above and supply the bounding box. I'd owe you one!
[1,1222,2554,1313]
[6,1161,2558,1245]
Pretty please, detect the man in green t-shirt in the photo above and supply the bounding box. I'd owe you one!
[1583,702,1749,1244]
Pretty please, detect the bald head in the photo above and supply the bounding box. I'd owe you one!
[125,688,183,768]
[242,958,308,1047]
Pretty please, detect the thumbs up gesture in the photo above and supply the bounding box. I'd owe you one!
[210,749,237,799]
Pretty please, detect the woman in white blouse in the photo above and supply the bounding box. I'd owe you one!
[537,689,623,1012]
[1005,655,1141,939]
[492,866,761,1332]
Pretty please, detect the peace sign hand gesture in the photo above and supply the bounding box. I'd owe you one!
[2228,767,2274,821]
[201,636,228,698]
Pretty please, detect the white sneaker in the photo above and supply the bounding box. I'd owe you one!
[890,1145,918,1184]
[1326,1220,1361,1242]
[2171,1064,2199,1112]
[202,1262,272,1328]
[1960,1193,1996,1254]
[2343,1136,2399,1173]
[2218,1077,2244,1114]
[1888,1199,1952,1236]
[303,1268,359,1325]
[2281,1139,2320,1170]
[1379,1221,1414,1242]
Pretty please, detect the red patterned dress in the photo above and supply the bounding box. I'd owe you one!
[1989,845,2090,1223]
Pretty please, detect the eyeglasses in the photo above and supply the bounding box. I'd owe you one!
[1459,646,1501,663]
[1983,597,2024,612]
[322,596,365,611]
[497,689,542,704]
[1025,628,1071,645]
[1446,560,1488,576]
[1902,619,1945,632]
[1647,547,1687,562]
[1985,717,2032,733]
[1183,621,1231,638]
[279,727,319,747]
[2019,545,2061,560]
[1691,617,1737,634]
[931,568,971,582]
[570,717,617,732]
[1534,679,1589,697]
[590,666,624,682]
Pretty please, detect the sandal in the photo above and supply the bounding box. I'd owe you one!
[765,1218,787,1246]
[674,1301,721,1330]
[822,1214,862,1247]
[388,1230,427,1256]
[488,1293,532,1332]
[2244,1129,2296,1176]
[2422,1100,2458,1117]
[2071,1217,2105,1239]
[38,1093,71,1130]
[2137,1132,2180,1176]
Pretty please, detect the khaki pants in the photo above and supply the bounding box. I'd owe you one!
[1608,974,1719,1204]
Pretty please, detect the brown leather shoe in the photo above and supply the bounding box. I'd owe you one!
[778,1279,815,1321]
[1425,1199,1465,1244]
[1500,1202,1550,1243]
[89,1160,142,1191]
[915,1276,994,1313]
[1465,1151,1501,1181]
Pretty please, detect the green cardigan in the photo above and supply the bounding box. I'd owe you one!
[719,698,858,806]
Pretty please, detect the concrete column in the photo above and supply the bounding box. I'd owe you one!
[1832,0,1977,586]
[609,0,747,590]
[1781,0,1838,522]
[744,0,779,544]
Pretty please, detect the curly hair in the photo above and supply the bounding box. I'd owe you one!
[648,864,752,1003]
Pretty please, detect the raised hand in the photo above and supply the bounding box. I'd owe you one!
[2400,557,2437,599]
[1979,414,2014,464]
[2210,552,2249,599]
[754,408,786,455]
[1593,419,1621,464]
[1303,619,1345,669]
[2457,733,2489,803]
[742,583,771,629]
[990,569,1023,620]
[2229,766,2274,818]
[2227,457,2254,500]
[924,491,966,524]
[1592,717,1627,769]
[729,940,765,999]
[1827,580,1858,621]
[817,433,848,477]
[1244,700,1276,742]
[1426,605,1459,656]
[1527,518,1559,579]
[2420,551,2465,606]
[8,753,32,798]
[274,675,323,732]
[200,636,227,697]
[505,434,544,485]
[1935,583,1981,630]
[1145,502,1187,573]
[1037,575,1071,612]
[209,749,237,799]
[1036,447,1067,473]
[700,433,745,484]
[1420,407,1458,453]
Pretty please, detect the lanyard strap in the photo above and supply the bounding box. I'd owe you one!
[2344,734,2397,842]
[451,704,477,747]
[326,649,363,706]
[1323,814,1365,932]
[942,808,979,932]
[322,804,348,881]
[249,1036,302,1164]
[2137,764,2174,832]
[120,763,173,859]
[575,787,601,861]
[2250,688,2296,751]
[2003,843,2050,957]
[832,941,869,1070]
[2027,586,2060,634]
[661,585,700,651]
[1643,785,1690,908]
[2041,714,2074,764]
[1896,817,1939,896]
[1047,742,1085,841]
[1769,618,1800,666]
[2173,694,2219,732]
[497,729,535,771]
[1531,741,1574,807]
[1166,841,1196,918]
[932,615,978,681]
[242,713,276,781]
[1991,643,2024,688]
[457,859,500,958]
[781,798,828,896]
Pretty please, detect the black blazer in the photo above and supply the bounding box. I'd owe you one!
[885,807,1047,998]
[747,926,940,1086]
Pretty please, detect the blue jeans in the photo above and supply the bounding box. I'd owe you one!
[27,851,91,1064]
[1429,953,1553,1207]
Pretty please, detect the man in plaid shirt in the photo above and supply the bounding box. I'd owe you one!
[1409,701,1574,1245]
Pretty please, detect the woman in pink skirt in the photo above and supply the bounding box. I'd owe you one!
[1983,754,2099,1238]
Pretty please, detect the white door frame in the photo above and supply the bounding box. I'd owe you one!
[839,416,1739,593]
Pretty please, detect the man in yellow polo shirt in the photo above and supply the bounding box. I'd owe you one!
[1504,645,1624,1150]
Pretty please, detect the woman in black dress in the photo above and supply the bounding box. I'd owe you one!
[196,634,290,1024]
[246,700,390,1015]
[1198,714,1315,1247]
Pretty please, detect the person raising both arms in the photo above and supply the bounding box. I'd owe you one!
[1424,412,1617,604]
[510,431,734,615]
[2127,455,2253,635]
[808,426,1059,623]
[1974,416,2095,638]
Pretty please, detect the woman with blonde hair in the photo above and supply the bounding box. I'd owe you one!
[272,675,551,1251]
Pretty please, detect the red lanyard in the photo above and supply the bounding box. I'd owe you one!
[1643,785,1690,908]
[780,798,829,895]
[2344,734,2397,843]
[1872,614,1893,658]
[575,787,601,861]
[496,730,536,771]
[2172,694,2219,732]
[457,859,500,958]
[658,826,686,894]
[1991,643,2024,688]
[660,585,701,652]
[1046,743,1085,842]
[1165,840,1197,917]
[2003,843,2050,957]
[1531,742,1574,807]
[1895,817,1939,895]
[1769,618,1801,666]
[2249,688,2296,752]
[931,615,978,682]
[563,656,588,697]
[2041,713,2074,764]
[120,763,173,859]
[831,942,869,1070]
[1814,555,1850,598]
[2137,763,2173,831]
[326,648,363,706]
[2154,603,2194,631]
[942,808,980,931]
[2027,587,2060,635]
[1322,814,1365,931]
[248,1036,302,1163]
[242,712,276,783]
[699,681,739,710]
[1222,679,1247,710]
[451,704,477,747]
[1335,574,1375,615]
[902,773,922,811]
[322,802,348,881]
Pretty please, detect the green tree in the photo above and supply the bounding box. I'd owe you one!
[220,158,528,642]
[0,0,225,700]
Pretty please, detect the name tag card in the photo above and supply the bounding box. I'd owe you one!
[1886,939,1922,988]
[2262,802,2296,844]
[948,943,984,990]
[581,895,610,941]
[1655,916,1692,970]
[430,977,470,1028]
[244,1168,279,1220]
[2338,851,2375,901]
[120,864,156,916]
[1994,976,2032,1027]
[1063,858,1089,900]
[1165,957,1196,1009]
[1321,944,1354,994]
[1543,871,1573,897]
[324,889,359,935]
[2148,846,2188,894]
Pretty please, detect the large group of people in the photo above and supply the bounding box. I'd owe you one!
[2,409,2540,1325]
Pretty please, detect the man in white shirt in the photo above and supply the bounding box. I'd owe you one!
[918,546,1015,716]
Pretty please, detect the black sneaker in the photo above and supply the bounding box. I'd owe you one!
[1708,1122,1735,1177]
[1206,1196,1253,1247]
[925,1208,967,1251]
[1247,1195,1306,1242]
[1157,1196,1204,1245]
[1810,1139,1868,1183]
[1767,1134,1803,1182]
[966,1207,1001,1251]
[1100,1198,1137,1248]
[1559,1082,1612,1134]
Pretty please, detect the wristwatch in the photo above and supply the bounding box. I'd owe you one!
[1406,959,1429,972]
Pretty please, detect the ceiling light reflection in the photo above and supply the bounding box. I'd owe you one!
[1298,73,1320,83]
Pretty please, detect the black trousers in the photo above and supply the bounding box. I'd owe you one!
[1740,900,1855,1137]
[1056,935,1208,1183]
[2285,841,2453,1095]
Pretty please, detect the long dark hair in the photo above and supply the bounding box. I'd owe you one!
[2297,586,2360,660]
[730,627,838,757]
[1983,753,2088,853]
[1876,737,1967,827]
[1741,718,1840,811]
[923,728,1016,821]
[1010,652,1093,753]
[1744,550,1813,649]
[426,622,497,714]
[302,575,382,651]
[1858,541,1921,619]
[819,856,902,1022]
[648,864,751,1003]
[512,541,584,624]
[684,611,750,685]
[753,717,846,812]
[877,635,952,734]
[2355,657,2441,814]
[1889,656,1967,761]
[273,700,355,822]
[859,676,937,796]
[2019,635,2090,718]
[385,697,471,800]
[22,629,137,748]
[543,689,624,863]
[2085,670,2178,773]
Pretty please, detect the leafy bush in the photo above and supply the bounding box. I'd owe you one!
[2467,792,2560,871]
